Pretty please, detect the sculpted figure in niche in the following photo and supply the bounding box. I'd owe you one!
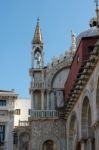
[35,51,42,68]
[56,90,64,107]
[50,92,55,109]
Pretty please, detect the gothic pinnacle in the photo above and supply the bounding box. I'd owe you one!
[32,18,43,44]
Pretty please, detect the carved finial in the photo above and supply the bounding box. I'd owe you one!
[71,30,76,52]
[95,0,99,27]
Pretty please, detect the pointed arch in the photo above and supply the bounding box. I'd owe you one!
[68,112,79,150]
[81,96,89,138]
[81,96,95,149]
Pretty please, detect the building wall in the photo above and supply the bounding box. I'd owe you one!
[66,58,99,150]
[64,37,99,100]
[14,98,31,127]
[0,91,17,150]
[31,120,66,150]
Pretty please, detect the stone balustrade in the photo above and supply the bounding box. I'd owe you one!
[18,120,30,127]
[30,81,45,89]
[31,110,59,119]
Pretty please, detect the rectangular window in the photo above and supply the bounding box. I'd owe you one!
[0,125,5,146]
[28,109,31,115]
[0,100,6,106]
[15,109,21,115]
[13,132,18,144]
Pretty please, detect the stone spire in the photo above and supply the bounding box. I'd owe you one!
[71,31,76,52]
[32,18,43,44]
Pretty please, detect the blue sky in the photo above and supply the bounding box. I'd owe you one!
[0,0,96,98]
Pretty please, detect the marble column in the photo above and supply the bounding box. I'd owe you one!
[80,139,87,150]
[47,91,50,110]
[87,138,92,150]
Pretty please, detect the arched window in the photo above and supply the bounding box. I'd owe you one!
[81,96,95,150]
[81,96,89,138]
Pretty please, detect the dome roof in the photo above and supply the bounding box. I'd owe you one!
[76,27,99,47]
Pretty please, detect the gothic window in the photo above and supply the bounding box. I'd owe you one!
[0,125,5,146]
[81,96,89,138]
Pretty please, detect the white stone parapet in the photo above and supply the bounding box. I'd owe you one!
[30,110,59,119]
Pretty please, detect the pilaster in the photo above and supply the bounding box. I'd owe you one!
[41,90,44,110]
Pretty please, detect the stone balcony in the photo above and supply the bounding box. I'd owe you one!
[29,110,59,121]
[30,81,45,90]
[18,120,30,127]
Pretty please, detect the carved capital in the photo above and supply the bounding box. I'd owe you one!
[92,120,99,129]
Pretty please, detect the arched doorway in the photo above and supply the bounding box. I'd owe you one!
[42,140,56,150]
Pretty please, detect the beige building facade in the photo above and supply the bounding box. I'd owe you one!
[0,90,17,150]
